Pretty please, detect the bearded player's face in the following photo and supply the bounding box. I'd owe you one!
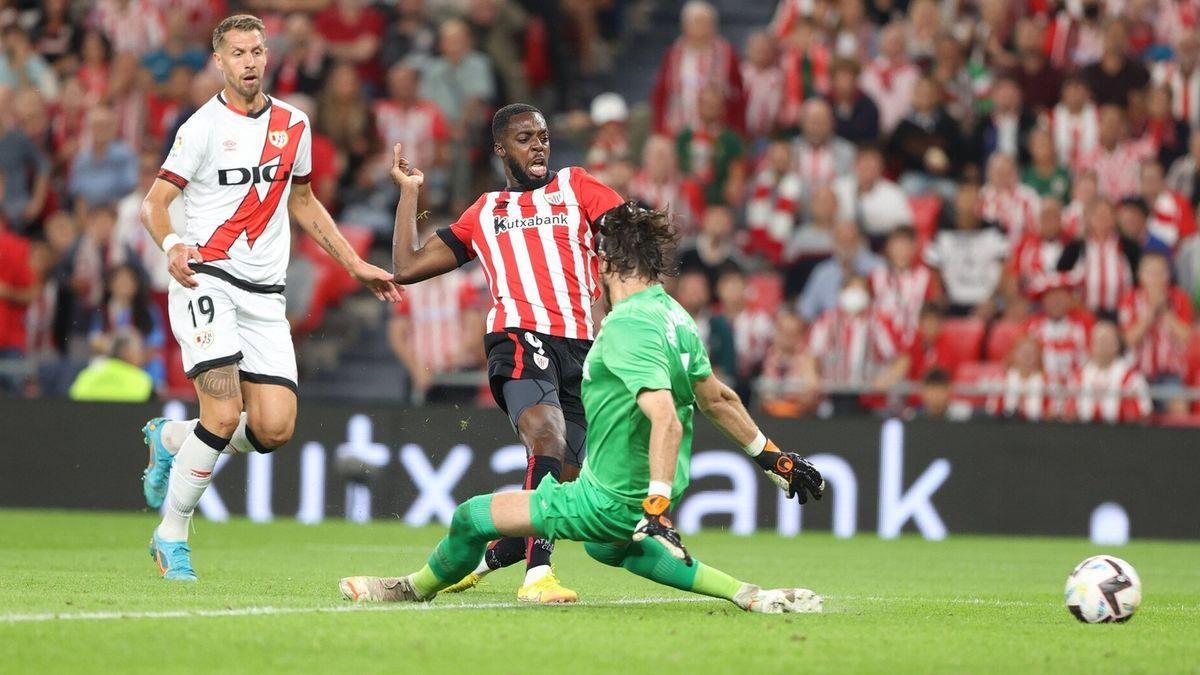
[214,30,268,102]
[497,112,551,190]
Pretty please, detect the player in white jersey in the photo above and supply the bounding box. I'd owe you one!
[137,15,401,581]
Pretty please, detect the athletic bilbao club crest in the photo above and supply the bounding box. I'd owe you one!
[194,328,214,351]
[268,129,289,149]
[533,353,550,370]
[544,191,564,206]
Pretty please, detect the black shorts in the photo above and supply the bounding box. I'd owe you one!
[484,329,591,428]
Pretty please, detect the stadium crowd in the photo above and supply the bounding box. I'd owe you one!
[3,0,1200,426]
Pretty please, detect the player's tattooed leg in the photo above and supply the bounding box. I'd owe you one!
[195,364,241,400]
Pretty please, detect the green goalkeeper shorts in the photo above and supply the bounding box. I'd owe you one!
[529,474,643,543]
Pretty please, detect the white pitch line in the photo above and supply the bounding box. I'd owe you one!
[0,596,716,624]
[16,594,1179,625]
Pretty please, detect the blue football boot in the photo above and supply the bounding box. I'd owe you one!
[149,529,197,581]
[142,417,173,509]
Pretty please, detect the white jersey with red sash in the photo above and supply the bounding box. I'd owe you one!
[159,93,312,288]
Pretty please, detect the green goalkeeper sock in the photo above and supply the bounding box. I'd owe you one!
[412,494,499,598]
[690,561,746,601]
[589,539,745,601]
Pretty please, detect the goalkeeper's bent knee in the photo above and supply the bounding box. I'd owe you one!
[427,495,500,583]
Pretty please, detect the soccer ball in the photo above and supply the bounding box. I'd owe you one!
[1064,555,1142,623]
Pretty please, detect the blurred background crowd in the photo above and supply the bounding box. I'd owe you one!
[4,0,1200,426]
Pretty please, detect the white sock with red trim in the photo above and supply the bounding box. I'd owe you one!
[157,427,223,541]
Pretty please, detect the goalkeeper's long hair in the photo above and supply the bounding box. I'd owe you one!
[595,201,679,282]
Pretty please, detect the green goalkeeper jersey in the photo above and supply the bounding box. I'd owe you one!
[579,284,713,507]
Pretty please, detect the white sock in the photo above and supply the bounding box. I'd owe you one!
[157,429,222,541]
[162,415,251,456]
[227,413,255,455]
[523,564,551,586]
[471,557,493,577]
[160,420,197,456]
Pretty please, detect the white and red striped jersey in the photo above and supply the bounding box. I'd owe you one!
[1077,139,1156,201]
[986,369,1049,421]
[1152,61,1200,129]
[1060,236,1136,314]
[793,140,843,191]
[1147,189,1197,249]
[628,173,702,238]
[769,0,816,38]
[806,307,903,386]
[88,0,165,54]
[159,93,313,287]
[868,264,935,342]
[373,99,450,170]
[742,63,786,139]
[1073,357,1153,424]
[729,308,775,377]
[651,38,742,135]
[437,167,623,341]
[1117,286,1194,379]
[980,183,1041,247]
[1025,310,1093,385]
[1010,233,1066,298]
[392,267,484,374]
[744,167,802,265]
[1045,103,1099,169]
[1061,198,1086,240]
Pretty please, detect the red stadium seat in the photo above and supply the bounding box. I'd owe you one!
[952,360,1005,408]
[295,225,376,335]
[747,273,783,314]
[909,194,942,245]
[1186,331,1200,381]
[1155,412,1200,428]
[935,317,986,376]
[985,320,1023,362]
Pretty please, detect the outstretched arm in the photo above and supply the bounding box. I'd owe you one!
[633,388,691,564]
[289,182,402,303]
[389,143,461,284]
[693,373,825,503]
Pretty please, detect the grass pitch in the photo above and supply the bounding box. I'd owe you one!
[1,510,1197,674]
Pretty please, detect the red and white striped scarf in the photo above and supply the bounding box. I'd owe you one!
[1047,103,1099,169]
[745,168,802,264]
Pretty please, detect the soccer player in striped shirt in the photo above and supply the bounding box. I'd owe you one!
[340,202,826,613]
[389,104,625,603]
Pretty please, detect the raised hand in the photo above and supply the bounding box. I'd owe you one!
[390,143,425,190]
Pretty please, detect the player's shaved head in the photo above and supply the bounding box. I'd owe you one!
[492,103,550,190]
[492,103,543,143]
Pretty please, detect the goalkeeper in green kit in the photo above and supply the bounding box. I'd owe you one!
[340,202,827,614]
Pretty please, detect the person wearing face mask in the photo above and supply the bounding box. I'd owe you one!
[799,275,910,415]
[796,219,883,322]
